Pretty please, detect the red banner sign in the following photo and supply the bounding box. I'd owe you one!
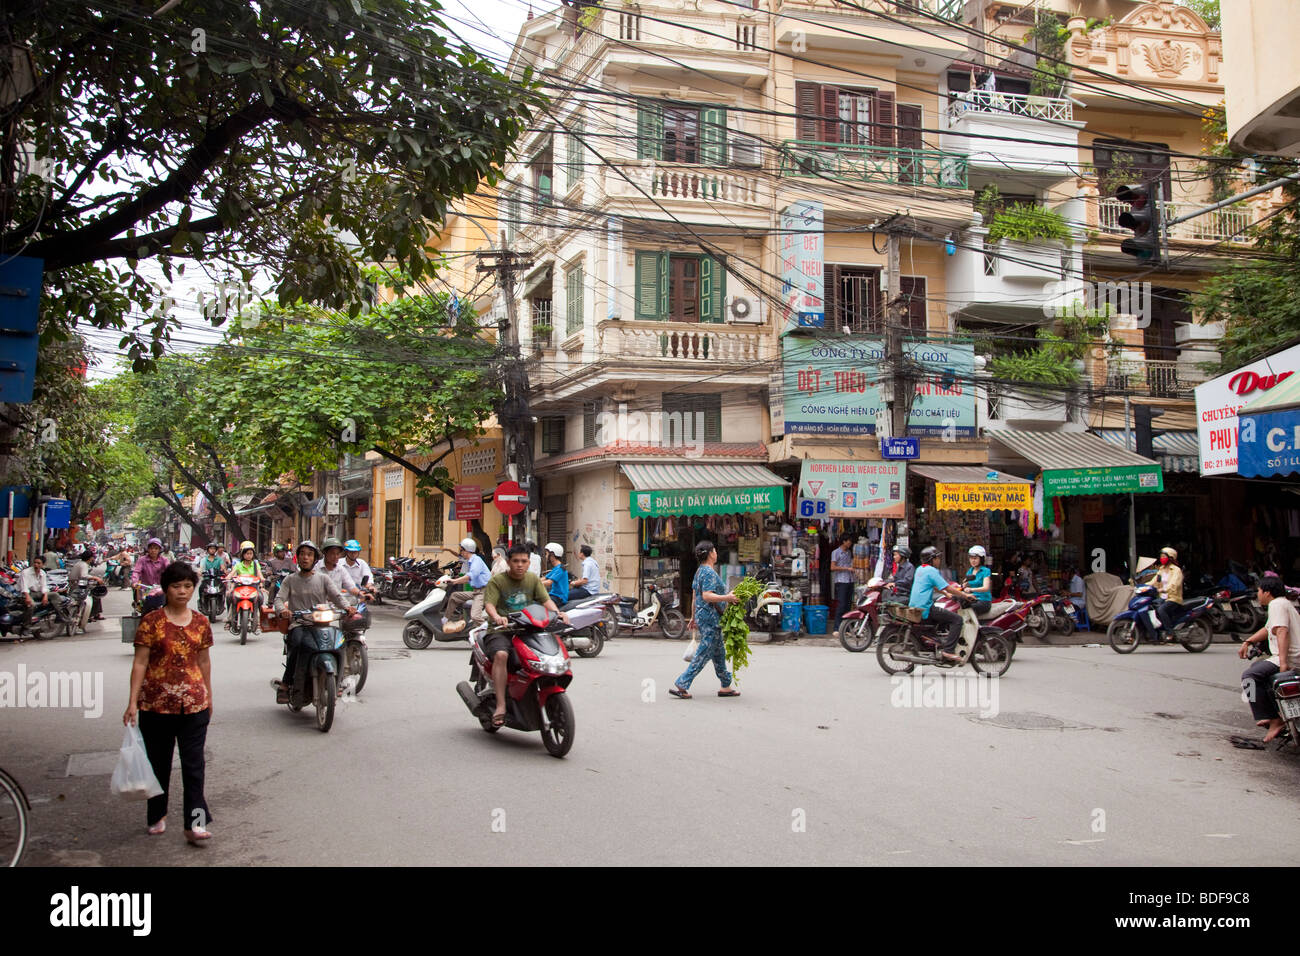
[453,484,483,522]
[88,508,105,531]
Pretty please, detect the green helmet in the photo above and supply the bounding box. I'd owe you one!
[321,537,344,552]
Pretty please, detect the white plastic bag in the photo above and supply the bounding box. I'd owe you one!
[682,635,699,662]
[110,724,163,800]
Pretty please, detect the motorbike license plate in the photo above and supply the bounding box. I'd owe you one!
[1279,697,1300,721]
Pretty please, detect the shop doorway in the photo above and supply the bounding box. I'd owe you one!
[384,499,402,561]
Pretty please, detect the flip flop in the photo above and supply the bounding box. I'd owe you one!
[718,688,740,697]
[491,712,506,727]
[668,686,691,699]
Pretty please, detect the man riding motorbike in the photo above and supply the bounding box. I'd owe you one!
[961,545,993,616]
[341,540,376,601]
[131,537,170,613]
[567,544,602,603]
[319,538,362,602]
[18,555,56,634]
[266,544,296,575]
[1154,546,1185,637]
[909,546,967,662]
[442,537,490,634]
[272,541,357,703]
[541,543,570,605]
[888,545,914,600]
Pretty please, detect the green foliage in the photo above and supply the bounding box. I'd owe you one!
[1184,0,1221,30]
[3,0,542,363]
[985,204,1071,243]
[988,305,1111,387]
[974,183,1001,223]
[721,577,765,681]
[128,498,170,536]
[1025,10,1070,98]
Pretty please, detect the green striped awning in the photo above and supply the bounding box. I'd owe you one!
[622,463,788,517]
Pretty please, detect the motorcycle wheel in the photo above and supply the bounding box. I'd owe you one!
[970,633,1011,677]
[875,624,915,675]
[1055,614,1075,637]
[1108,618,1140,654]
[839,616,874,653]
[393,579,412,602]
[1180,619,1213,653]
[659,607,687,640]
[239,608,250,645]
[1206,606,1227,633]
[1025,607,1050,640]
[540,693,575,758]
[314,672,336,733]
[402,621,433,650]
[576,626,604,658]
[348,641,369,693]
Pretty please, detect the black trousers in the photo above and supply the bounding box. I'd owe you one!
[833,581,854,630]
[1242,659,1281,722]
[568,586,594,603]
[926,606,962,650]
[138,708,211,829]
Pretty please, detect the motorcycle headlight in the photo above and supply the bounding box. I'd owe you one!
[311,609,336,623]
[527,653,568,675]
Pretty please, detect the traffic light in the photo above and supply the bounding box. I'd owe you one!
[1115,182,1162,263]
[1134,405,1165,460]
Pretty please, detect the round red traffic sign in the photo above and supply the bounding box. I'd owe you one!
[494,480,526,516]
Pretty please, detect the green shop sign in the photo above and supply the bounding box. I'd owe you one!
[1042,465,1164,497]
[629,486,784,518]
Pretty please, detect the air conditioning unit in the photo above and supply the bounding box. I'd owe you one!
[730,133,761,168]
[728,293,765,324]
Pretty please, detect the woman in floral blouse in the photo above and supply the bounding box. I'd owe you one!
[123,561,214,845]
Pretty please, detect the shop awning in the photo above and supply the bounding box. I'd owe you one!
[987,429,1164,496]
[623,463,788,518]
[910,465,1032,511]
[1096,430,1200,474]
[1238,374,1300,477]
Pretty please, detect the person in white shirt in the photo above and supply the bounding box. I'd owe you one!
[319,538,362,602]
[19,556,54,632]
[526,540,542,577]
[341,540,374,600]
[568,544,603,602]
[1239,576,1300,742]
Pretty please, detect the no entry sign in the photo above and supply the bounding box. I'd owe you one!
[494,481,526,516]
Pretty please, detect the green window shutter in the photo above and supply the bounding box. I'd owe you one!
[566,118,584,191]
[566,267,585,335]
[657,252,669,318]
[635,251,666,319]
[703,394,722,443]
[538,173,552,207]
[504,191,517,241]
[699,256,726,323]
[637,100,664,160]
[700,107,727,165]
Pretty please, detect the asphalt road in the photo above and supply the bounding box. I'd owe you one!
[3,588,1299,866]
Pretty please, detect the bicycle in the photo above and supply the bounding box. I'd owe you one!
[0,765,31,867]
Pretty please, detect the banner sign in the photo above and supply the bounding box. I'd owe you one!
[796,498,829,519]
[880,437,919,459]
[779,201,824,329]
[1193,342,1300,475]
[45,498,72,529]
[1041,465,1163,497]
[630,486,784,518]
[798,460,906,518]
[781,337,976,436]
[935,482,1031,511]
[1238,410,1300,477]
[455,484,483,522]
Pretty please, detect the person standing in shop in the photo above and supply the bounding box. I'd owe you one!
[830,534,856,638]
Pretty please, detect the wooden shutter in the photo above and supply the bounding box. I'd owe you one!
[826,263,842,329]
[637,100,664,160]
[820,86,840,144]
[583,400,603,447]
[700,107,727,164]
[795,82,821,142]
[873,90,896,148]
[703,394,722,442]
[699,256,726,323]
[896,104,922,184]
[635,251,667,319]
[566,117,584,190]
[899,276,926,333]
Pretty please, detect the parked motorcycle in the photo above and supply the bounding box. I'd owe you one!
[277,606,348,733]
[400,562,464,649]
[228,574,262,645]
[744,570,786,636]
[554,593,616,658]
[614,579,686,638]
[199,571,224,620]
[875,596,1011,676]
[455,606,575,757]
[1271,667,1300,749]
[1107,585,1214,653]
[838,578,897,652]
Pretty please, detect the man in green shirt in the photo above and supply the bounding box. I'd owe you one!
[481,544,569,727]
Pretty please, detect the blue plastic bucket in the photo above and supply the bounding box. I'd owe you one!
[804,605,829,635]
[780,601,803,632]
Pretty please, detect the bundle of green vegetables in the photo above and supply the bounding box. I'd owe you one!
[721,576,765,681]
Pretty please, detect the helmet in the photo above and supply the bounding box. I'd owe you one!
[239,540,255,553]
[206,543,218,551]
[1160,546,1178,561]
[968,545,987,559]
[273,543,286,553]
[920,546,939,564]
[344,539,362,553]
[544,542,563,559]
[147,537,162,548]
[892,544,911,560]
[459,537,478,553]
[321,537,344,552]
[296,540,322,560]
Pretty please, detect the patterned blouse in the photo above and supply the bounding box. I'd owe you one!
[134,609,213,714]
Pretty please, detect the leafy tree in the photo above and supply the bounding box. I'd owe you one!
[128,497,169,539]
[2,0,539,363]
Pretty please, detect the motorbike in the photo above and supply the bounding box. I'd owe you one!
[1271,666,1300,749]
[341,601,370,694]
[266,568,292,608]
[400,562,464,649]
[838,578,898,652]
[276,606,349,732]
[743,570,786,636]
[613,579,686,639]
[199,571,224,620]
[875,594,1011,677]
[1106,585,1214,653]
[455,605,575,757]
[228,574,262,645]
[554,593,617,658]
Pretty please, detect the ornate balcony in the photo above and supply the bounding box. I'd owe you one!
[778,141,968,189]
[598,320,772,364]
[940,89,1082,182]
[1095,197,1254,244]
[604,162,766,209]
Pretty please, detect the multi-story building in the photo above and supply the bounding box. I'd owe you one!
[490,0,1275,608]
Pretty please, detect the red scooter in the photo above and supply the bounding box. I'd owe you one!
[839,578,900,652]
[229,574,262,645]
[455,605,575,758]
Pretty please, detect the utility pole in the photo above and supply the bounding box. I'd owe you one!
[477,249,534,546]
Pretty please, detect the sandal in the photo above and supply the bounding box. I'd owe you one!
[668,685,692,699]
[184,827,212,846]
[718,688,741,697]
[491,712,506,727]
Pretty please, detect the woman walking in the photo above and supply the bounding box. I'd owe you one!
[669,540,741,699]
[123,562,214,845]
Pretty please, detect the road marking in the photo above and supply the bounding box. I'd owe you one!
[1204,833,1234,839]
[1062,839,1105,845]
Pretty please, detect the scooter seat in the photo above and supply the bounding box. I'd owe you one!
[560,593,611,610]
[1182,596,1211,612]
[979,600,1015,621]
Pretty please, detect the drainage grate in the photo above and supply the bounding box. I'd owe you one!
[973,711,1067,731]
[64,751,118,777]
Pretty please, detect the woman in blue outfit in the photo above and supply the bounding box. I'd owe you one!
[670,540,742,699]
[962,545,993,616]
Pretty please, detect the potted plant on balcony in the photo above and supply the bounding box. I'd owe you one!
[985,203,1071,278]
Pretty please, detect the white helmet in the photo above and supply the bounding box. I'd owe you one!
[459,538,477,553]
[968,546,987,558]
[544,542,563,559]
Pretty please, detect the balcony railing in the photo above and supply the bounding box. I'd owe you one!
[779,141,968,189]
[606,162,766,209]
[598,320,770,364]
[777,0,964,20]
[946,88,1073,125]
[1096,198,1254,243]
[1106,359,1190,398]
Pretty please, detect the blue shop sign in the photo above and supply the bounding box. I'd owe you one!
[1238,409,1300,477]
[880,437,919,459]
